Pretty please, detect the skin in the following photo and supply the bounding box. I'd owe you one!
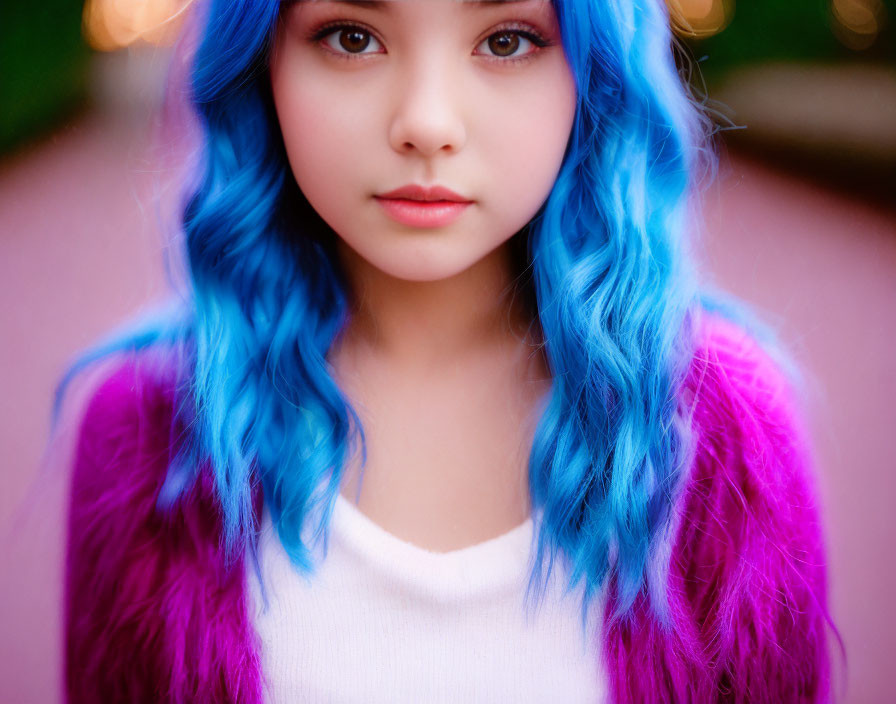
[270,0,577,551]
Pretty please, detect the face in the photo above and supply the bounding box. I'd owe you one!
[270,0,576,283]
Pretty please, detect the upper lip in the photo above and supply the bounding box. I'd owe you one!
[376,184,472,202]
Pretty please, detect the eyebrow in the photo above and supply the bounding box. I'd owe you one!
[300,1,533,7]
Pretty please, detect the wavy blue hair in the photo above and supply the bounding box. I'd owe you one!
[54,0,737,629]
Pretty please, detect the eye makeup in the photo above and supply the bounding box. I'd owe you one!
[306,19,552,64]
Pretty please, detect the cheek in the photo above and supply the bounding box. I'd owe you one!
[275,93,333,183]
[271,55,371,203]
[481,69,576,214]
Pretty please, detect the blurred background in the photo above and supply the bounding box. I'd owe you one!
[1,1,894,701]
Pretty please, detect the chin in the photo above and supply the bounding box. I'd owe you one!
[364,249,483,283]
[340,231,504,284]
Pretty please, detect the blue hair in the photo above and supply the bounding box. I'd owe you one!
[53,0,752,630]
[526,0,709,625]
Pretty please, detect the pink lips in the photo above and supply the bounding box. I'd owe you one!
[374,184,473,228]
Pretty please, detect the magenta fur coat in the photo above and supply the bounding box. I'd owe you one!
[64,314,833,703]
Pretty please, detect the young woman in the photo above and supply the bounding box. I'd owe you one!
[60,0,836,701]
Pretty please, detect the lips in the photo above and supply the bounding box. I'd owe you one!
[376,184,472,203]
[374,184,473,228]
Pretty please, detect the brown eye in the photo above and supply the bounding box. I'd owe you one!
[474,28,546,61]
[317,24,384,56]
[487,32,520,57]
[338,28,371,53]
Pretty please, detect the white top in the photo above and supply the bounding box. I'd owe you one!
[247,493,607,703]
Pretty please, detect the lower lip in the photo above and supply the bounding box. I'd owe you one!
[374,197,471,228]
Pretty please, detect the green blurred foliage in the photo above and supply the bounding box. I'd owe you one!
[683,0,895,78]
[0,3,91,155]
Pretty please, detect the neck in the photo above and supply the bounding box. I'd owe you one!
[330,239,540,371]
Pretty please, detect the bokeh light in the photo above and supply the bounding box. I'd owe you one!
[82,0,193,51]
[830,0,887,51]
[667,0,736,39]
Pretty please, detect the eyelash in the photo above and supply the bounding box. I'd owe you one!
[307,21,551,65]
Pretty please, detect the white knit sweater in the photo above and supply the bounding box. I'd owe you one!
[247,494,607,703]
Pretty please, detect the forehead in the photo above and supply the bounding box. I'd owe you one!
[287,0,562,41]
[291,1,558,26]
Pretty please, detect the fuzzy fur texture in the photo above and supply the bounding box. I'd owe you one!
[602,314,831,702]
[65,313,832,703]
[65,358,264,703]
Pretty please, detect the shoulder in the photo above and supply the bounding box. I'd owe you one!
[76,351,180,453]
[595,311,833,702]
[65,353,180,699]
[65,352,264,702]
[675,311,824,574]
[684,311,806,432]
[676,312,822,519]
[69,352,181,512]
[670,311,831,701]
[678,311,818,499]
[66,351,187,594]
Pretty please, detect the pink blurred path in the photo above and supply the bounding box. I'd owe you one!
[1,52,894,704]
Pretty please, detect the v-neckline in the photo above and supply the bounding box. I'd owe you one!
[330,492,537,600]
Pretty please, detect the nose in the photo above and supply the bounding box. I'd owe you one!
[388,62,467,158]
